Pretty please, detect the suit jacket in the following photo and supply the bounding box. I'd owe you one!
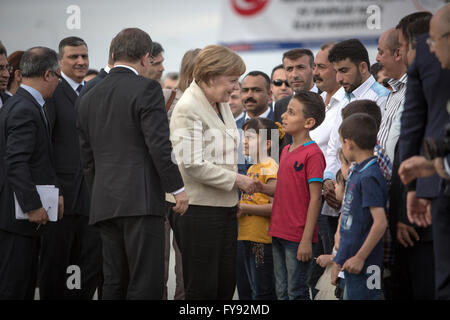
[398,34,450,199]
[0,87,59,236]
[79,68,108,96]
[77,67,184,225]
[169,80,240,207]
[0,91,10,107]
[45,78,89,216]
[70,68,109,216]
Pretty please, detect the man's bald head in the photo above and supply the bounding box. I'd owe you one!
[429,4,450,69]
[383,28,401,52]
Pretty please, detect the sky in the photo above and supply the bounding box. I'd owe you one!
[0,0,439,78]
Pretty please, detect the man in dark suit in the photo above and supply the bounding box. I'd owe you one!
[398,5,450,300]
[0,47,62,299]
[39,37,103,300]
[77,28,188,300]
[0,41,11,109]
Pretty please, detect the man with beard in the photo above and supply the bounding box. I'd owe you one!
[324,39,389,191]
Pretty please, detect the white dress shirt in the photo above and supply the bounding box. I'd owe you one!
[61,71,85,96]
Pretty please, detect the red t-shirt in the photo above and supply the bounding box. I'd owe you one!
[269,141,325,243]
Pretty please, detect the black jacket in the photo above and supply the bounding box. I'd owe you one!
[77,67,184,225]
[0,87,59,236]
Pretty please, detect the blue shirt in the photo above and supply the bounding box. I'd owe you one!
[334,156,387,270]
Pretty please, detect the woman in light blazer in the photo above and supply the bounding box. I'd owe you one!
[169,45,258,299]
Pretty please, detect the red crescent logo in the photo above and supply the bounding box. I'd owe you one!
[231,0,270,16]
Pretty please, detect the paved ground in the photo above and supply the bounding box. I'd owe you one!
[34,230,239,300]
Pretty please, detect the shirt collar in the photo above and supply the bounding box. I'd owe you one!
[235,111,245,121]
[321,87,345,110]
[245,106,271,120]
[388,73,407,92]
[20,84,45,107]
[310,84,319,93]
[104,66,111,73]
[347,75,375,100]
[61,71,85,94]
[354,156,378,173]
[113,65,139,75]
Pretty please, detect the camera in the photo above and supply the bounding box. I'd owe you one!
[423,123,450,160]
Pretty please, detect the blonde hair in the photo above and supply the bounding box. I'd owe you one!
[193,45,245,85]
[177,48,201,92]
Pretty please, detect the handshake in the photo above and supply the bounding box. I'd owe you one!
[236,174,266,195]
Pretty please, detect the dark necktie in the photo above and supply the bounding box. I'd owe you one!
[76,84,83,95]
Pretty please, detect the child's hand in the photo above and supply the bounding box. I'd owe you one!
[331,262,340,286]
[316,254,333,268]
[297,240,312,262]
[342,255,365,274]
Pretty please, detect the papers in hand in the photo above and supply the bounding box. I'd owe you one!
[14,185,59,222]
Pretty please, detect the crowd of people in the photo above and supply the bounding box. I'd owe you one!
[0,5,449,300]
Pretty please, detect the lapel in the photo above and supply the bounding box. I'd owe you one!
[16,87,51,137]
[60,77,78,105]
[190,81,238,143]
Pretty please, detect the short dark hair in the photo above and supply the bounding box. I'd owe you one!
[110,28,153,63]
[244,70,271,90]
[150,42,164,58]
[339,113,378,150]
[341,99,382,131]
[292,91,325,130]
[406,15,432,49]
[20,46,59,78]
[396,11,432,44]
[370,62,383,81]
[271,64,284,80]
[86,69,98,77]
[282,48,314,68]
[328,39,370,69]
[0,41,6,56]
[58,36,87,59]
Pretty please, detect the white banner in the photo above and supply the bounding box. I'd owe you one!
[219,0,447,51]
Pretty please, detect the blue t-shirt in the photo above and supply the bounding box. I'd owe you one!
[334,156,388,271]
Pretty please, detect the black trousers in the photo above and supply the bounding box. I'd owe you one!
[432,194,450,299]
[98,215,165,300]
[391,241,435,299]
[38,215,103,300]
[171,204,238,300]
[0,229,39,300]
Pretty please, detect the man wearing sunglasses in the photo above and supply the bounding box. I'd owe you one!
[270,64,292,109]
[0,41,11,109]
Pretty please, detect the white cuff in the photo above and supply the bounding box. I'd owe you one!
[171,187,185,195]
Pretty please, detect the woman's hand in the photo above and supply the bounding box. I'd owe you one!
[236,174,259,195]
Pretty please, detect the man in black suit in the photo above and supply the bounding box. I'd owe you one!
[0,41,11,109]
[398,5,450,300]
[77,28,188,300]
[39,37,102,300]
[397,11,450,299]
[0,47,62,299]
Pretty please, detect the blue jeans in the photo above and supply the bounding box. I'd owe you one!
[240,240,276,300]
[343,271,382,300]
[272,237,311,300]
